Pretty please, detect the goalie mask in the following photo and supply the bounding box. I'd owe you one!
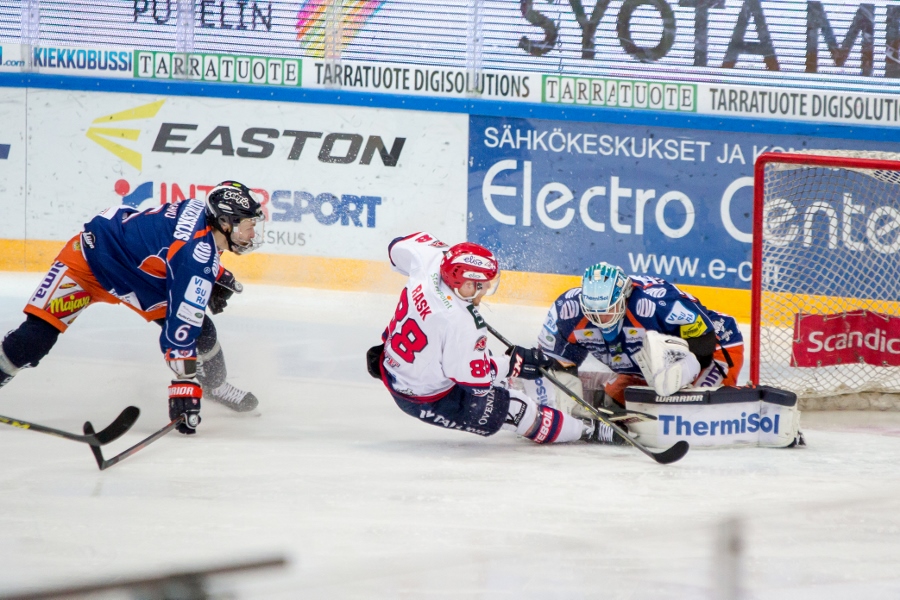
[206,181,266,255]
[580,262,632,341]
[440,242,501,302]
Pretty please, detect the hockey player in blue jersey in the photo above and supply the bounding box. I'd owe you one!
[521,262,744,416]
[0,181,265,434]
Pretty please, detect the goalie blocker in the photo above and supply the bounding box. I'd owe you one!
[624,385,804,449]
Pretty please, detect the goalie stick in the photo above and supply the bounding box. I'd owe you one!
[0,406,139,447]
[83,415,184,471]
[484,322,689,465]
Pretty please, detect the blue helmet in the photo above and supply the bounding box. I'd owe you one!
[579,263,632,341]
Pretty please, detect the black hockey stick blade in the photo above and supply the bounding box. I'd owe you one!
[650,440,690,465]
[92,406,141,445]
[483,321,689,464]
[0,406,139,447]
[84,415,183,471]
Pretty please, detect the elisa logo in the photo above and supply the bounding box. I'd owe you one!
[87,100,165,171]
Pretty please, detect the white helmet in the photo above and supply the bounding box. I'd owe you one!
[579,262,632,341]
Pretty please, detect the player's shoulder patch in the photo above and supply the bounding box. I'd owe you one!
[679,318,708,338]
[634,297,657,319]
[559,299,581,321]
[474,335,487,351]
[664,300,698,325]
[192,241,214,264]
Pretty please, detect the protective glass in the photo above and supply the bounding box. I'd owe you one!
[457,272,501,301]
[231,216,265,255]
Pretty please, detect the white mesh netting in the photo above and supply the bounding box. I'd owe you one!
[757,150,900,404]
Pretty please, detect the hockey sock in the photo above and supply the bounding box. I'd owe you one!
[1,314,61,371]
[196,318,226,389]
[501,387,584,444]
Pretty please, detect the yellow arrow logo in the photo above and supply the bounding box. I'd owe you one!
[86,99,166,171]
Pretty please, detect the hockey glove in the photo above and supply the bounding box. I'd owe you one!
[506,346,554,380]
[209,269,243,315]
[168,380,202,435]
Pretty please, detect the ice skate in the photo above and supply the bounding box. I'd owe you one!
[205,382,259,412]
[583,419,628,445]
[787,431,807,448]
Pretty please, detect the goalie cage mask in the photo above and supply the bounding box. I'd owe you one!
[580,262,632,341]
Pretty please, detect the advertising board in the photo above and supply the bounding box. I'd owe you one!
[24,89,468,264]
[467,114,900,291]
[0,87,26,255]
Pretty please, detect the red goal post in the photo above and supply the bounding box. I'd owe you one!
[751,150,900,407]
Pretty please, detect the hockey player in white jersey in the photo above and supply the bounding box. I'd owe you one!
[366,232,626,445]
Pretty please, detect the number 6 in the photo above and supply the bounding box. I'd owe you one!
[175,324,191,342]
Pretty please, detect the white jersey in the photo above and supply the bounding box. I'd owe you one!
[381,232,496,401]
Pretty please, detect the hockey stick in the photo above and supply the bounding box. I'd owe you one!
[0,406,139,447]
[83,415,184,471]
[484,324,657,423]
[485,322,689,465]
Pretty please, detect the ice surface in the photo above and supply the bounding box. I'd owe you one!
[1,272,899,599]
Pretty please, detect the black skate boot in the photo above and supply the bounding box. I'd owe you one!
[0,369,13,389]
[205,382,259,412]
[583,419,628,445]
[0,345,18,389]
[786,431,807,448]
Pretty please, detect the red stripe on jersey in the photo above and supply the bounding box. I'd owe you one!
[625,309,641,328]
[568,316,591,344]
[449,378,491,389]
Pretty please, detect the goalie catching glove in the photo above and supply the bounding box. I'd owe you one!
[506,345,554,380]
[632,330,701,397]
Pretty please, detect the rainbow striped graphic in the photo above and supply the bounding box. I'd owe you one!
[296,1,385,57]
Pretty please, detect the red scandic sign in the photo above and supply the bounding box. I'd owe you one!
[792,311,900,368]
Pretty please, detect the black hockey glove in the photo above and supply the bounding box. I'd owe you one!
[168,380,202,435]
[506,346,554,380]
[366,344,385,379]
[209,269,243,315]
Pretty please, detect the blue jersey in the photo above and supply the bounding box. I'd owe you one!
[537,276,743,375]
[81,200,220,359]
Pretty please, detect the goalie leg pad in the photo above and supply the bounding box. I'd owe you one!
[624,385,802,449]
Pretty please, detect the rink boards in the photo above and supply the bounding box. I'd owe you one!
[1,78,898,320]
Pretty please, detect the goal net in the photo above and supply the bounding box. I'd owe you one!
[752,150,900,408]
